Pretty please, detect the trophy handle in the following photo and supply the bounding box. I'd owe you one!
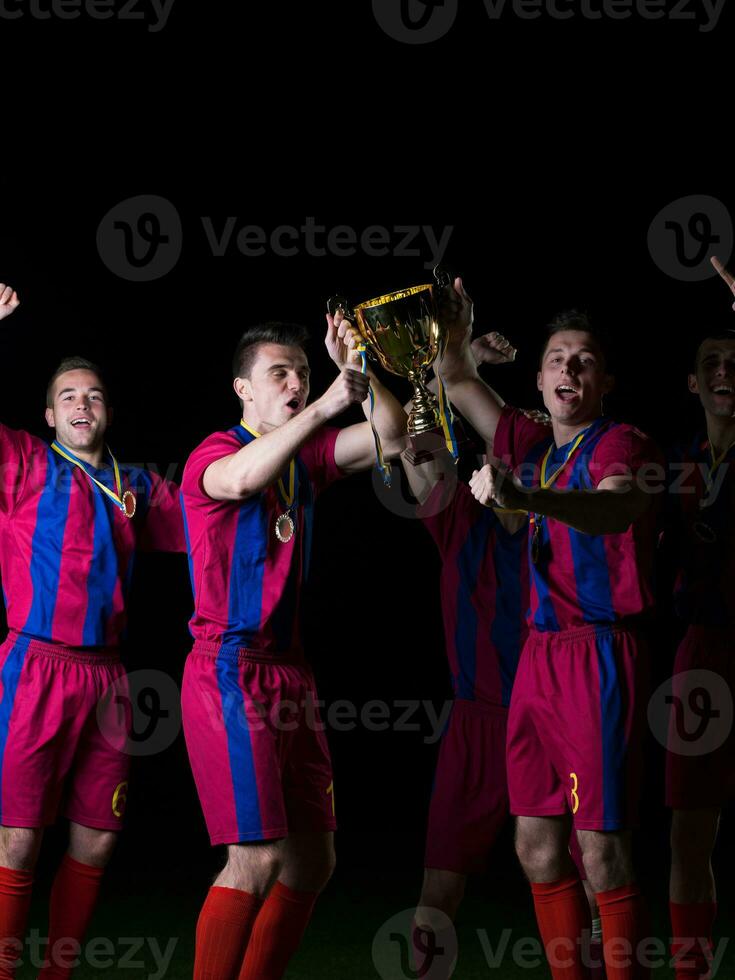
[432,264,453,290]
[327,294,355,320]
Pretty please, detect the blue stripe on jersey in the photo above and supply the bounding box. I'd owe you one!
[0,633,31,822]
[23,449,72,638]
[268,458,305,652]
[567,448,616,624]
[454,512,495,700]
[491,523,526,705]
[225,497,267,648]
[215,647,263,839]
[595,627,625,826]
[83,482,121,646]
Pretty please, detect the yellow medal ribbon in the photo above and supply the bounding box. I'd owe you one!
[51,441,136,517]
[529,428,589,562]
[239,420,295,508]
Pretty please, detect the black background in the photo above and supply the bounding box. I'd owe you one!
[0,0,734,968]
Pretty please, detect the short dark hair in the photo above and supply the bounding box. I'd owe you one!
[540,309,613,372]
[692,328,735,371]
[232,322,310,380]
[46,356,107,408]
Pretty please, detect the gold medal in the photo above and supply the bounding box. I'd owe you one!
[122,489,136,519]
[275,512,295,544]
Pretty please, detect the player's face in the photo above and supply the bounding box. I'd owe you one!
[537,331,613,427]
[689,339,735,418]
[45,370,109,454]
[240,344,311,431]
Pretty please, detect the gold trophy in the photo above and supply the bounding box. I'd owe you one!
[328,266,459,466]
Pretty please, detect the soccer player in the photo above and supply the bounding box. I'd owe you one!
[180,313,408,980]
[0,283,184,979]
[436,280,660,980]
[404,336,604,980]
[663,255,735,980]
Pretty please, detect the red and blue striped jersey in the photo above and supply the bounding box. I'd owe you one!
[0,423,185,647]
[420,481,529,707]
[494,406,660,632]
[180,424,342,653]
[666,435,735,626]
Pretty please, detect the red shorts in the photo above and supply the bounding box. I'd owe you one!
[0,631,130,831]
[507,624,648,831]
[424,699,509,875]
[181,641,336,846]
[666,624,735,809]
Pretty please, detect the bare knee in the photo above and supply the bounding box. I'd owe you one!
[279,833,335,893]
[577,830,633,893]
[0,827,43,871]
[670,809,719,863]
[216,840,284,897]
[68,825,118,868]
[418,869,467,921]
[515,818,573,883]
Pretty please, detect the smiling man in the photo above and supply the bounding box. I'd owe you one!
[436,282,661,980]
[180,314,407,980]
[663,257,735,980]
[0,284,184,980]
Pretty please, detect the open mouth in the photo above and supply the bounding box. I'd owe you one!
[555,384,580,403]
[70,418,92,428]
[286,398,301,411]
[711,385,735,395]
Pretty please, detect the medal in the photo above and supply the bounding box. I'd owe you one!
[122,489,136,519]
[275,512,295,543]
[240,419,299,544]
[51,441,134,518]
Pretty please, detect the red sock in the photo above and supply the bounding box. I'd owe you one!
[238,881,318,980]
[194,887,263,980]
[38,855,105,979]
[0,866,33,980]
[670,901,717,980]
[531,875,592,980]
[596,883,649,980]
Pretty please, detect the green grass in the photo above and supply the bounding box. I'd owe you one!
[14,872,734,978]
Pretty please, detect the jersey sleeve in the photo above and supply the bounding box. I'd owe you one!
[298,426,343,495]
[181,432,241,504]
[0,423,40,517]
[588,425,663,488]
[493,405,551,471]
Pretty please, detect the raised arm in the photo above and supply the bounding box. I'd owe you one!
[435,277,509,449]
[203,369,370,501]
[327,310,409,473]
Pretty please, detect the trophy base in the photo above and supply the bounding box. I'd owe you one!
[403,421,468,466]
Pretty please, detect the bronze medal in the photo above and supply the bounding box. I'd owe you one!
[122,490,136,519]
[275,512,295,543]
